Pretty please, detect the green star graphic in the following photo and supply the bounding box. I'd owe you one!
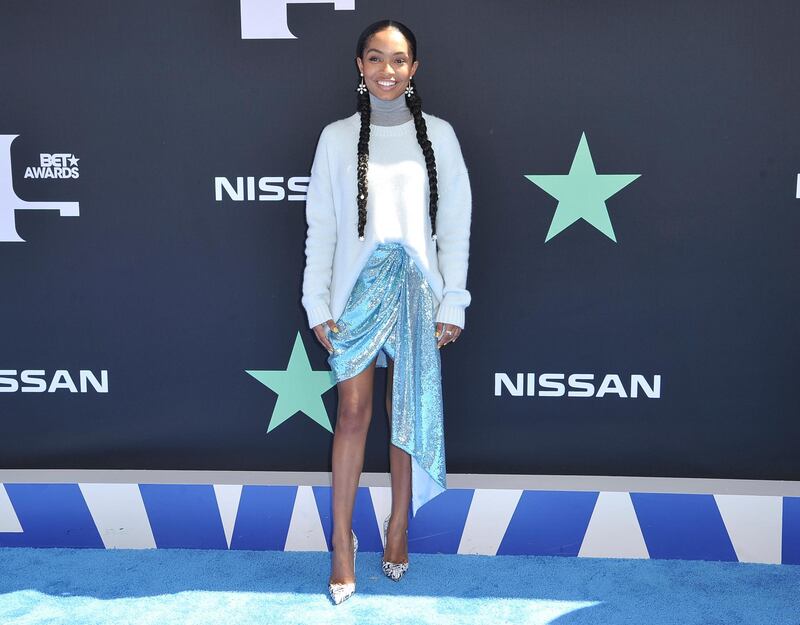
[525,132,640,242]
[246,331,336,434]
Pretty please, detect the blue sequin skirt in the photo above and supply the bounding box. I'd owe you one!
[327,241,446,516]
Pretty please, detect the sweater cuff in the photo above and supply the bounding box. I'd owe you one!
[435,303,465,330]
[306,302,334,329]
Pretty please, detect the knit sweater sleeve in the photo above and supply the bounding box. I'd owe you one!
[434,121,473,330]
[301,127,337,329]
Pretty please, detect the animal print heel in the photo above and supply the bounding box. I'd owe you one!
[328,529,358,604]
[382,514,409,581]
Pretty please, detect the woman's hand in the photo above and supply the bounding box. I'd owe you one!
[435,322,462,348]
[313,319,339,354]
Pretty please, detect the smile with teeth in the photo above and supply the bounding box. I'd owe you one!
[377,80,397,88]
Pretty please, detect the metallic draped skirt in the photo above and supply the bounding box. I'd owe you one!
[327,241,446,516]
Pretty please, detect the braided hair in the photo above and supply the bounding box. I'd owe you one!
[355,20,438,241]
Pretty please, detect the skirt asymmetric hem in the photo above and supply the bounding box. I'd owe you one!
[327,241,446,516]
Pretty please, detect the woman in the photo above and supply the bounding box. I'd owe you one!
[300,19,472,605]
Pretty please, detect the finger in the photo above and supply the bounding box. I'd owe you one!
[315,324,334,353]
[313,325,324,345]
[446,325,462,346]
[438,323,455,348]
[325,319,339,353]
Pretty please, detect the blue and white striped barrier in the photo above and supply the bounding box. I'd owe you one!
[1,481,797,564]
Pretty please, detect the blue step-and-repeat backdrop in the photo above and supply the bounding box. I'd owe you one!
[1,1,798,482]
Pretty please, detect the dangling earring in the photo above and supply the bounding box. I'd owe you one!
[356,72,367,95]
[404,78,414,97]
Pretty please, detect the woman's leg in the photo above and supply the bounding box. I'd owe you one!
[384,356,410,564]
[329,355,378,585]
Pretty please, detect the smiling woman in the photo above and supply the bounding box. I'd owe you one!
[299,18,473,605]
[357,29,418,98]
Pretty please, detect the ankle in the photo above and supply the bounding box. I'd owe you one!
[387,516,408,532]
[332,530,353,548]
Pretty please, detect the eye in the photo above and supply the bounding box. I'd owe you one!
[395,59,406,65]
[369,56,381,62]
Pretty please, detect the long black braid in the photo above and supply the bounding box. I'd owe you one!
[355,20,438,241]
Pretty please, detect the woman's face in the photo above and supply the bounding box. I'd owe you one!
[356,28,418,100]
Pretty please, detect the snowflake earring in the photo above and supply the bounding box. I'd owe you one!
[356,73,367,95]
[404,78,414,97]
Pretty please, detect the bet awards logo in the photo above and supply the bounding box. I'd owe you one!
[24,152,80,180]
[240,0,355,39]
[1,135,80,243]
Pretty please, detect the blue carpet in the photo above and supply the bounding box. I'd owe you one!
[0,547,798,624]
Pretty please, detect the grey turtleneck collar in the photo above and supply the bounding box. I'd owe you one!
[368,91,413,126]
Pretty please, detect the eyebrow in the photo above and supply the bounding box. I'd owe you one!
[366,48,408,56]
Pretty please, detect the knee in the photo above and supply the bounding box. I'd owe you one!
[336,399,371,436]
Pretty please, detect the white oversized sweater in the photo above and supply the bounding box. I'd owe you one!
[301,111,472,330]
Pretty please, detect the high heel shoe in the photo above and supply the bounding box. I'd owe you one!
[328,529,358,605]
[382,514,409,581]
